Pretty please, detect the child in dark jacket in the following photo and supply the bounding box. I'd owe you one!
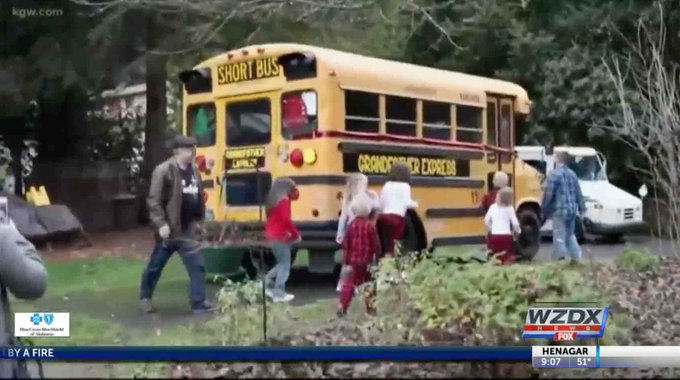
[338,193,382,316]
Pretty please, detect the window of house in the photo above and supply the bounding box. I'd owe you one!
[423,100,451,140]
[226,98,271,146]
[455,105,483,143]
[385,95,416,136]
[187,103,216,147]
[345,90,379,133]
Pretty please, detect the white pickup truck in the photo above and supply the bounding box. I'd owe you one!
[515,146,645,241]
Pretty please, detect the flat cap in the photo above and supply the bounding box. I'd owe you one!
[172,135,197,149]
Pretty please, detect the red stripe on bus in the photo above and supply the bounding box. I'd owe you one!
[289,130,513,154]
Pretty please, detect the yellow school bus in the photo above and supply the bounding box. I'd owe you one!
[179,43,543,273]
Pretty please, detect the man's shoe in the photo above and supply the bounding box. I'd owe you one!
[265,288,274,299]
[336,308,347,318]
[192,302,219,315]
[140,298,156,314]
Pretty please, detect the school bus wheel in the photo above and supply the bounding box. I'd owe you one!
[379,210,427,256]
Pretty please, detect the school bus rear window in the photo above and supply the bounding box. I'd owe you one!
[224,172,272,206]
[187,104,216,147]
[226,99,271,146]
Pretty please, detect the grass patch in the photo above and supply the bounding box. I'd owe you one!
[42,257,186,297]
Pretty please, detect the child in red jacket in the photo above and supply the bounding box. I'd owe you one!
[338,193,382,316]
[264,177,300,303]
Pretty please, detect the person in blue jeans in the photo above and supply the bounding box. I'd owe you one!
[541,150,586,263]
[263,178,300,302]
[140,135,217,314]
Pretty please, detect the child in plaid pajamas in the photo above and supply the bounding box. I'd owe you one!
[337,193,381,316]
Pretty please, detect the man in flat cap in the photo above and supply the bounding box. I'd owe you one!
[140,135,216,314]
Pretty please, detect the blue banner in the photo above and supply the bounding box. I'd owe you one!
[0,346,532,361]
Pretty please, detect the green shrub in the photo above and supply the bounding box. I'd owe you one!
[374,252,622,346]
[616,248,659,271]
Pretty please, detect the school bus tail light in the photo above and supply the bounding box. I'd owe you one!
[196,155,207,172]
[302,148,317,165]
[290,149,304,167]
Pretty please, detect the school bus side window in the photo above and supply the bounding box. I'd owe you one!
[456,105,483,143]
[187,104,216,147]
[386,95,416,136]
[345,90,379,133]
[423,100,451,140]
[281,90,318,139]
[226,99,271,146]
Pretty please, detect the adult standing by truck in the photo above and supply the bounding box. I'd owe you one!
[541,150,586,263]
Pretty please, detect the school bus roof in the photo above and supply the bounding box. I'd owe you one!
[196,43,531,113]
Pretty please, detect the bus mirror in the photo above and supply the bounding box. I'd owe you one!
[638,184,648,198]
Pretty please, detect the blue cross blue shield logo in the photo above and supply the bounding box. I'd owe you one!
[30,313,42,325]
[43,313,54,325]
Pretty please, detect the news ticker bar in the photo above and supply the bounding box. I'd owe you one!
[533,346,680,368]
[0,346,678,367]
[0,346,529,361]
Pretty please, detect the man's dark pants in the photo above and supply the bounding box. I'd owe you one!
[140,238,206,309]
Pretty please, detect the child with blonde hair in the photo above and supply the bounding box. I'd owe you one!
[484,186,521,265]
[336,173,379,244]
[336,173,379,292]
[338,193,381,316]
[481,171,509,212]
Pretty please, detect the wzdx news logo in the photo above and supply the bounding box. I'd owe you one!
[522,306,608,341]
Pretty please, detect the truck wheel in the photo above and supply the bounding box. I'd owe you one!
[603,233,623,244]
[518,209,541,260]
[575,218,586,244]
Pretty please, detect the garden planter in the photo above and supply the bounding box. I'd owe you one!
[201,246,246,283]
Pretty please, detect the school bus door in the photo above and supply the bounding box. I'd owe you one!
[217,91,281,223]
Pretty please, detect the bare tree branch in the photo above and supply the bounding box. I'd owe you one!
[599,3,680,251]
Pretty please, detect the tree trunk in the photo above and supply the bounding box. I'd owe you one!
[143,12,169,182]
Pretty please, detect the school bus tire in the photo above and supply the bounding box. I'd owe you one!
[517,206,541,260]
[401,210,428,255]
